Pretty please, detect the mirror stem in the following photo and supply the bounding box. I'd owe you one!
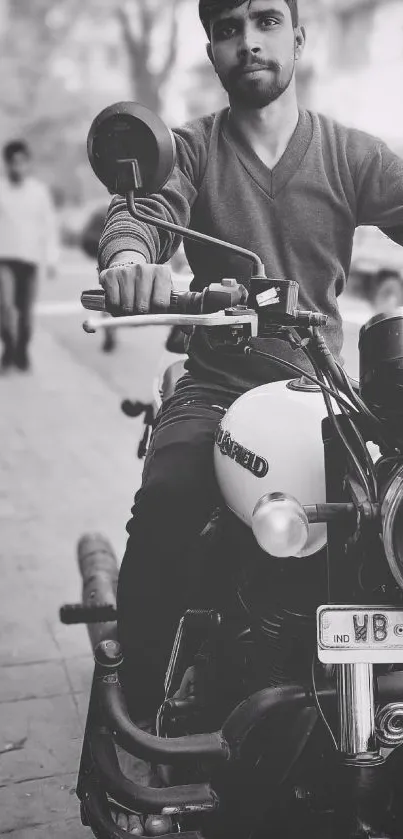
[126,191,266,277]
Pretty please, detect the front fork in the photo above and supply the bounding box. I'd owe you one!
[332,661,392,837]
[321,417,392,835]
[337,662,378,755]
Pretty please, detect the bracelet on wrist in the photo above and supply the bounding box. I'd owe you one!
[98,259,145,274]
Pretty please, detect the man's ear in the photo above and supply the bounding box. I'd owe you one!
[206,41,214,67]
[294,25,306,60]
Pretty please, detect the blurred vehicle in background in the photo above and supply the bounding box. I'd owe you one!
[349,226,403,313]
[58,200,108,250]
[80,204,108,260]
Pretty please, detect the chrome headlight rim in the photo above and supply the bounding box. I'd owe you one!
[381,466,403,591]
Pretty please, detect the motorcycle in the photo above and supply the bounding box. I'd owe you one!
[60,102,403,838]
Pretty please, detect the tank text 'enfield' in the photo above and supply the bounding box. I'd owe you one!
[215,424,269,477]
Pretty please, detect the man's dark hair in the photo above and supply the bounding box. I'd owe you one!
[3,140,30,163]
[199,0,299,38]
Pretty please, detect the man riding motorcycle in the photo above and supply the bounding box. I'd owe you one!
[97,0,403,828]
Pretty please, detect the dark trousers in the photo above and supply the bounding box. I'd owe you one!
[117,374,245,719]
[0,260,38,355]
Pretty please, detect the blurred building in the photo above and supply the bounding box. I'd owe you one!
[1,0,401,208]
[299,0,403,153]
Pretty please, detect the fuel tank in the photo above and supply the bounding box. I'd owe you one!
[214,380,328,557]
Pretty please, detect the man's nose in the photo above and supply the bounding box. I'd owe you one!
[238,23,262,58]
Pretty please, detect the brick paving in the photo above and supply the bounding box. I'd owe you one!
[0,325,144,836]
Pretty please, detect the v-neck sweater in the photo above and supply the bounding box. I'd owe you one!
[222,109,313,198]
[99,108,403,389]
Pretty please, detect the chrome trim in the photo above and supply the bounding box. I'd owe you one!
[164,616,185,697]
[286,376,321,392]
[376,702,403,746]
[381,466,403,591]
[337,663,378,755]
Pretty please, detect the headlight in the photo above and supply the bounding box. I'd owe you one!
[381,465,403,590]
[252,492,309,558]
[359,311,403,425]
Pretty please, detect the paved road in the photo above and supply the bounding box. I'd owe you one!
[0,248,372,837]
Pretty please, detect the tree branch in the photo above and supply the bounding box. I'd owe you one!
[157,0,182,83]
[116,1,150,75]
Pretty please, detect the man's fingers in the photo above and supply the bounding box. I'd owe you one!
[134,264,154,313]
[99,263,169,315]
[117,267,136,314]
[99,268,120,310]
[152,266,172,312]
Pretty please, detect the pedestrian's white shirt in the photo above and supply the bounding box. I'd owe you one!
[0,176,59,268]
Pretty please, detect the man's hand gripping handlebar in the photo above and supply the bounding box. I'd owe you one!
[81,283,328,334]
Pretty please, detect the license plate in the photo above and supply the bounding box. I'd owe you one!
[317,606,403,664]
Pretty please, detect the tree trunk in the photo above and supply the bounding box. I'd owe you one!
[116,0,182,113]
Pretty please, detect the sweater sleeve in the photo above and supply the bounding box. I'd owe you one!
[98,119,210,269]
[356,142,403,244]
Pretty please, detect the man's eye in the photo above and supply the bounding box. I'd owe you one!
[259,16,279,29]
[215,24,237,40]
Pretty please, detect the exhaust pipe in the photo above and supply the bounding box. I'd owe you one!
[60,533,119,650]
[78,533,119,650]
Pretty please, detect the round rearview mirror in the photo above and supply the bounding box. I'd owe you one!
[87,102,176,196]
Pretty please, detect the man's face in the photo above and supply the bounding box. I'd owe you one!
[6,151,30,184]
[207,0,303,109]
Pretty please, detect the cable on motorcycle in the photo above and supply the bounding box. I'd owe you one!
[296,329,377,502]
[311,655,338,752]
[338,402,377,497]
[246,337,376,501]
[335,360,399,455]
[244,346,360,414]
[310,360,374,502]
[306,348,376,501]
[246,338,379,501]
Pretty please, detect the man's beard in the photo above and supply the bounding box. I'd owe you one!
[220,58,295,108]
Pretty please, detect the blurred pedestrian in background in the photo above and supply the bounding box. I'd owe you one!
[0,140,59,372]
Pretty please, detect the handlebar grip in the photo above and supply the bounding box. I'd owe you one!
[81,289,107,310]
[59,603,117,624]
[81,288,204,315]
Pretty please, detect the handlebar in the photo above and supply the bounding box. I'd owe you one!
[81,287,328,330]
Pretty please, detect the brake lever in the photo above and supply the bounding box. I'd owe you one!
[83,309,259,336]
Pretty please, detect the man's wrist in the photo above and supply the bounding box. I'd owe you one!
[108,251,147,267]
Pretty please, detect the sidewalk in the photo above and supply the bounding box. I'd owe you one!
[0,327,144,837]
